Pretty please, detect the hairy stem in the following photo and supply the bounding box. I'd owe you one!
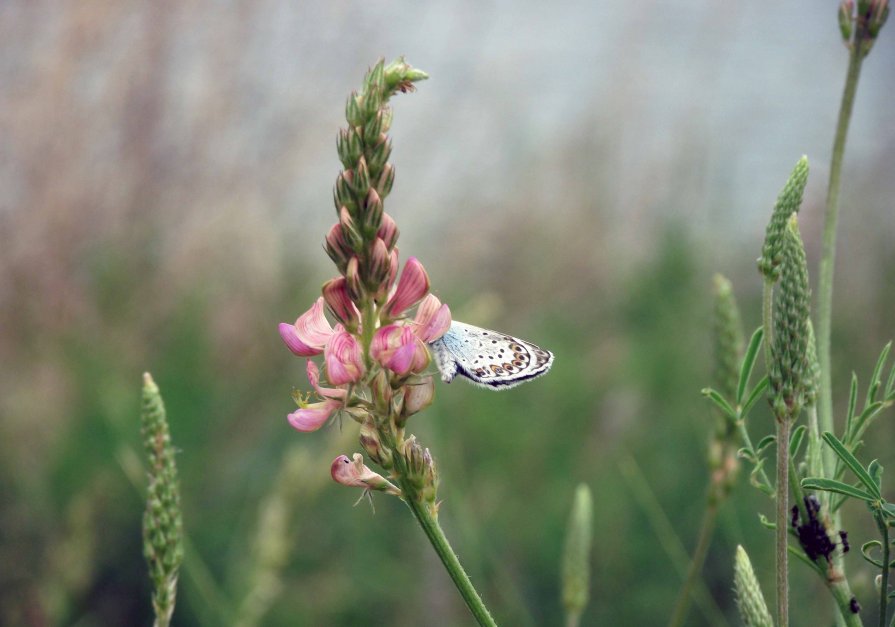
[392,456,497,627]
[667,501,720,627]
[878,514,890,627]
[776,417,791,627]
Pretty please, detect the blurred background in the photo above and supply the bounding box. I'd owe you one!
[2,1,894,625]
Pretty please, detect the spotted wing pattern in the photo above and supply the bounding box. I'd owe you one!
[428,321,554,390]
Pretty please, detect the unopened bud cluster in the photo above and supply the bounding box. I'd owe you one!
[838,0,889,55]
[278,59,447,513]
[758,157,809,281]
[733,545,773,627]
[769,215,812,422]
[141,373,184,627]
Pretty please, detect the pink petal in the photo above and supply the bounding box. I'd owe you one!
[287,401,338,432]
[294,297,334,348]
[325,325,365,385]
[279,322,321,356]
[413,294,452,342]
[306,360,346,400]
[385,257,430,317]
[386,336,417,375]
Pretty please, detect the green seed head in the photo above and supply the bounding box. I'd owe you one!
[734,545,773,627]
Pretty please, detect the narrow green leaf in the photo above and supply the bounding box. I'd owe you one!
[886,355,895,397]
[860,540,885,568]
[821,432,881,498]
[801,477,876,502]
[868,459,883,490]
[845,373,858,439]
[867,342,891,406]
[882,502,895,519]
[789,424,807,458]
[758,513,775,530]
[738,447,757,462]
[701,388,736,420]
[737,327,764,405]
[741,376,770,417]
[851,401,885,440]
[756,435,776,454]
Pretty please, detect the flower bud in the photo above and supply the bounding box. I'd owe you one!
[402,377,435,417]
[339,207,362,250]
[334,171,355,213]
[325,222,351,271]
[359,421,392,468]
[345,256,362,301]
[372,324,429,376]
[353,156,371,198]
[413,294,451,343]
[345,91,364,127]
[322,277,360,330]
[378,212,399,250]
[368,238,391,290]
[868,0,889,38]
[363,188,384,232]
[363,110,385,143]
[839,0,855,42]
[377,163,395,199]
[370,370,393,414]
[367,136,392,174]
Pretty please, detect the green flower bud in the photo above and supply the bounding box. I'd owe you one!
[758,156,809,281]
[141,373,183,627]
[712,274,745,403]
[734,545,773,627]
[769,214,811,421]
[561,484,593,626]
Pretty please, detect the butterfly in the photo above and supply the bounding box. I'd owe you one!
[428,321,554,390]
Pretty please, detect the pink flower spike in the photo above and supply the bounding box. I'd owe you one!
[413,294,452,342]
[325,325,366,385]
[385,257,430,317]
[331,453,400,495]
[279,297,333,356]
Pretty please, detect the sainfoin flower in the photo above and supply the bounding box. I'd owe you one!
[413,294,451,342]
[287,361,345,432]
[371,324,429,375]
[279,297,333,356]
[325,324,365,385]
[384,257,430,317]
[331,453,400,495]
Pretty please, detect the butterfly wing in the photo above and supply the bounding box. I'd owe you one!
[428,321,554,390]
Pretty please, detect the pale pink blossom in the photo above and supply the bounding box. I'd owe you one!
[325,324,365,385]
[413,294,451,342]
[371,324,429,375]
[384,257,429,317]
[330,453,400,495]
[287,361,344,432]
[279,297,333,356]
[403,376,435,416]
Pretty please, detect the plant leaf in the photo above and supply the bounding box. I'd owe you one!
[801,477,876,502]
[868,459,883,491]
[701,388,736,420]
[756,435,777,454]
[845,373,858,440]
[881,502,895,520]
[860,540,885,568]
[867,342,891,407]
[741,376,770,417]
[821,432,881,498]
[789,425,807,458]
[737,327,764,405]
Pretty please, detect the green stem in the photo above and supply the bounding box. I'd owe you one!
[393,465,497,627]
[817,36,867,483]
[667,501,720,627]
[736,416,774,493]
[618,453,729,626]
[878,514,890,627]
[776,417,791,627]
